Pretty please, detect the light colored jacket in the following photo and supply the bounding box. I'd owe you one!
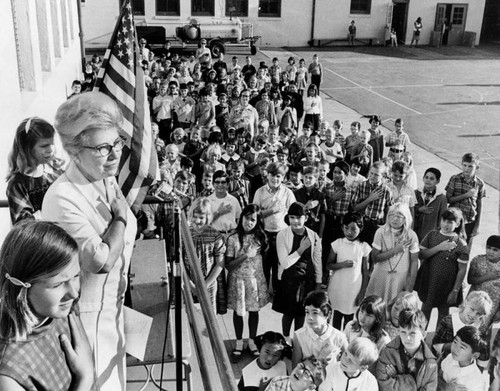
[276,226,322,283]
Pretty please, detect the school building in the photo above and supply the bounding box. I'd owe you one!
[0,0,83,242]
[82,0,486,48]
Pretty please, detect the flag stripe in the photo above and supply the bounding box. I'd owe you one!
[92,0,158,210]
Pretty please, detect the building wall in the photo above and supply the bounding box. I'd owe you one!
[82,0,485,48]
[406,0,485,45]
[0,0,83,244]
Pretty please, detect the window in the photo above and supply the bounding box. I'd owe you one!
[192,0,214,16]
[350,0,371,14]
[156,0,179,16]
[452,6,465,25]
[258,0,281,17]
[123,0,144,15]
[226,0,248,17]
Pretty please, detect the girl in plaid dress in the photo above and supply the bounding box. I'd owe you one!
[0,220,96,391]
[226,204,269,361]
[185,197,226,312]
[6,117,64,224]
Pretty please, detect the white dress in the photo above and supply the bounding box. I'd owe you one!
[42,162,137,391]
[327,239,371,314]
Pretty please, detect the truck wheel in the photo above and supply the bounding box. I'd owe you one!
[210,42,225,58]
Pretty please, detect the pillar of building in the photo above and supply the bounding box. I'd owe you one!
[11,0,43,91]
[36,0,56,72]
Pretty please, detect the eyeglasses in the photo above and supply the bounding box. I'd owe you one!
[214,180,227,185]
[82,136,126,157]
[295,363,314,382]
[241,95,250,98]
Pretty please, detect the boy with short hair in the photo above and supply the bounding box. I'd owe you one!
[376,308,438,391]
[350,129,373,177]
[317,159,332,191]
[352,161,394,245]
[345,158,366,190]
[432,290,492,369]
[439,326,489,391]
[253,162,296,288]
[227,160,250,208]
[387,160,417,218]
[276,147,290,166]
[385,118,411,160]
[445,153,486,246]
[300,142,321,168]
[320,338,379,391]
[284,164,304,191]
[244,135,270,178]
[199,171,214,197]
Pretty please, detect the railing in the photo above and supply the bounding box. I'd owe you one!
[179,209,238,391]
[0,198,238,390]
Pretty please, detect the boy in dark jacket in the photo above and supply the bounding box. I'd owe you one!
[376,308,437,391]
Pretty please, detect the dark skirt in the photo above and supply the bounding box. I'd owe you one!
[272,260,315,317]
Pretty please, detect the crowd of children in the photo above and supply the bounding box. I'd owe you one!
[4,47,499,391]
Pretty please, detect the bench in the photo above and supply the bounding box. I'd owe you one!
[308,37,377,47]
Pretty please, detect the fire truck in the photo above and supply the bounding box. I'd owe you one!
[136,17,260,58]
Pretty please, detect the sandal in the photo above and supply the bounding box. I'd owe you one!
[248,339,259,357]
[230,349,243,363]
[231,340,244,363]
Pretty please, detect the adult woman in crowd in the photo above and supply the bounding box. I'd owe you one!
[42,92,136,391]
[410,17,423,47]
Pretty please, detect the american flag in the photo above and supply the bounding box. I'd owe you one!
[94,0,158,211]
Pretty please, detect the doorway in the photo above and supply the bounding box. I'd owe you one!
[434,3,468,45]
[392,1,409,45]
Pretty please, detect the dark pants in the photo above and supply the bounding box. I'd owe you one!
[264,231,279,292]
[311,74,321,93]
[464,221,476,247]
[304,113,321,131]
[158,118,172,142]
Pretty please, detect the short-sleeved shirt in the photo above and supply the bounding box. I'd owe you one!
[319,361,378,391]
[387,182,417,207]
[351,181,393,223]
[253,184,296,233]
[445,173,486,223]
[207,193,241,232]
[294,324,347,364]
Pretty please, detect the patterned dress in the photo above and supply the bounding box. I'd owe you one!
[365,227,419,304]
[6,168,61,224]
[468,254,500,330]
[415,230,469,308]
[226,233,269,316]
[185,225,226,311]
[0,317,98,391]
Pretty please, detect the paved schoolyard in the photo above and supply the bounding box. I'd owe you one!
[265,44,500,189]
[127,44,500,390]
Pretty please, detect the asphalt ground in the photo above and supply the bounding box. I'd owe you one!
[263,44,500,190]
